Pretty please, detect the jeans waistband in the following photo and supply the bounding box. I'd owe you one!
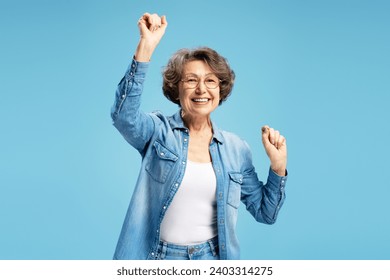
[157,236,219,260]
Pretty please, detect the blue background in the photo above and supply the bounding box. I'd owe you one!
[1,0,389,259]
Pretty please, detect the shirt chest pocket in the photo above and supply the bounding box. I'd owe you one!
[146,141,179,184]
[227,172,243,209]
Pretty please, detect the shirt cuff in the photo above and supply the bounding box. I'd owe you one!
[125,58,150,79]
[267,167,288,191]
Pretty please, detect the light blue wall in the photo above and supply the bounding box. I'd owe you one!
[1,0,389,259]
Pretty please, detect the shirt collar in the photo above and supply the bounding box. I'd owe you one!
[169,110,224,144]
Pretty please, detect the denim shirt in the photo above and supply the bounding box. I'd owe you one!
[111,59,288,260]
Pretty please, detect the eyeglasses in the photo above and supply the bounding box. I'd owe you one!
[181,74,221,89]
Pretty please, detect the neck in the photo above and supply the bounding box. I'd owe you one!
[182,112,212,133]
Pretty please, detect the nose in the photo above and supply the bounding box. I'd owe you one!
[195,79,207,94]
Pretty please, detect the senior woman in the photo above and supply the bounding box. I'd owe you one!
[111,13,288,260]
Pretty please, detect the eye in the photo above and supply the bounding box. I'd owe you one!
[206,78,217,84]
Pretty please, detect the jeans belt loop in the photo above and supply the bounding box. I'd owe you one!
[208,238,217,257]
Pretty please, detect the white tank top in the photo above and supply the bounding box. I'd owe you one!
[160,160,217,245]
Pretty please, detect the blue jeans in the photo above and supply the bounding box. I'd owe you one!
[156,236,219,260]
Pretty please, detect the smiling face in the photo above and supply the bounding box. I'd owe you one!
[178,60,220,120]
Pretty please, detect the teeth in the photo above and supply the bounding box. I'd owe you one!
[193,98,208,102]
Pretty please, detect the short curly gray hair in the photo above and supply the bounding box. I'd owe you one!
[162,47,235,106]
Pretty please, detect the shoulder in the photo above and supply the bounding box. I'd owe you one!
[147,110,171,125]
[216,128,255,172]
[217,129,251,154]
[145,110,185,137]
[219,129,244,143]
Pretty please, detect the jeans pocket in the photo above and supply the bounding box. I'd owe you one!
[146,141,179,183]
[227,172,243,209]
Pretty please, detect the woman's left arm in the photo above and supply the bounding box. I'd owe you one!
[240,126,287,224]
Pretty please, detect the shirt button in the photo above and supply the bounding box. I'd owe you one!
[175,183,179,187]
[163,206,166,210]
[151,252,154,256]
[182,161,185,165]
[184,138,187,142]
[130,71,134,76]
[160,152,165,156]
[121,94,125,99]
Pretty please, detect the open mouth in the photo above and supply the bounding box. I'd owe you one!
[192,98,209,103]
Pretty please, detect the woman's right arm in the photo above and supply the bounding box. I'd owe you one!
[111,13,168,155]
